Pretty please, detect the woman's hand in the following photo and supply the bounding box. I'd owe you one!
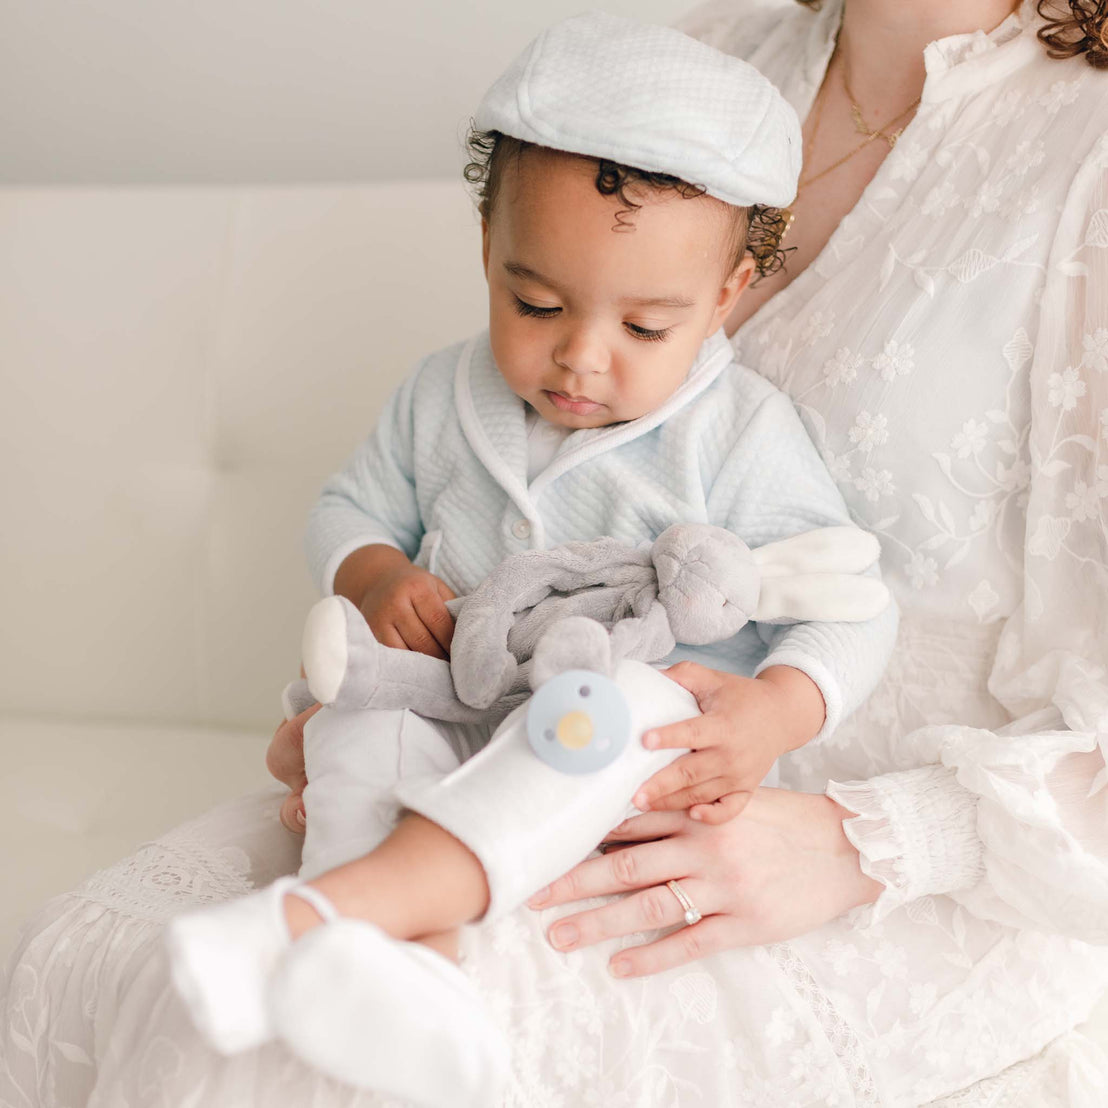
[266,703,320,833]
[527,788,882,978]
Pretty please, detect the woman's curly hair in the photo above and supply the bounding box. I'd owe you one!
[464,128,789,281]
[1036,0,1108,67]
[794,0,1108,68]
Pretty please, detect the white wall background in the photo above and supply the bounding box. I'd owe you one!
[0,0,696,185]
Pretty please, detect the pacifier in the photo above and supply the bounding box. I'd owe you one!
[525,669,631,774]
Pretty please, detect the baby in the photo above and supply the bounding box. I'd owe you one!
[167,13,895,1108]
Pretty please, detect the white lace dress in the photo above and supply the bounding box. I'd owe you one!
[5,1,1108,1105]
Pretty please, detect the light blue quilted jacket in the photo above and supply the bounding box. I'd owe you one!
[306,329,897,740]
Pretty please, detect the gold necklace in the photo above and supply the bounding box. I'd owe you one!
[841,51,921,150]
[781,50,921,239]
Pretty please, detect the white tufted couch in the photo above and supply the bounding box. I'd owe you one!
[0,181,485,953]
[2,182,1105,1051]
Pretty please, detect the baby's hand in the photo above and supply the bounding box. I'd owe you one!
[360,562,457,660]
[631,662,825,825]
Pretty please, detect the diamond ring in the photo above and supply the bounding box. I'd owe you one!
[665,879,702,926]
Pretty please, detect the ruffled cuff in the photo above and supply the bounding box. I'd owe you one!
[827,764,985,925]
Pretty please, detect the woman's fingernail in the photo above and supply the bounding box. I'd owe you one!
[551,923,578,949]
[295,807,306,826]
[610,958,631,978]
[633,791,650,810]
[642,731,658,749]
[528,886,550,908]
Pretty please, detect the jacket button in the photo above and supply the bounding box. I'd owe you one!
[511,518,532,540]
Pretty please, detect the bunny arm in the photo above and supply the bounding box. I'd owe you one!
[302,595,494,723]
[300,522,889,725]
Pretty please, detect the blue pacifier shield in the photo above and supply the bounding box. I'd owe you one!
[526,669,631,775]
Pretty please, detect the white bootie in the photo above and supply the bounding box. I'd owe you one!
[166,876,297,1053]
[268,919,510,1107]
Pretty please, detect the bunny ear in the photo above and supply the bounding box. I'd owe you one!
[752,527,881,578]
[530,617,614,691]
[754,574,890,623]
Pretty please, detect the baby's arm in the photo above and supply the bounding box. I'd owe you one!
[334,544,456,660]
[638,382,898,822]
[306,356,457,659]
[632,661,825,822]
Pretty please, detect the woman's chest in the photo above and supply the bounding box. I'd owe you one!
[733,76,1096,618]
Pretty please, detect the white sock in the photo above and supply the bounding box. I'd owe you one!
[165,876,297,1053]
[268,920,510,1107]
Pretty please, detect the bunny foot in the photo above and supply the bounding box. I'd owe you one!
[302,596,384,708]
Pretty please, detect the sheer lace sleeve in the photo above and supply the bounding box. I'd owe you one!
[829,139,1108,937]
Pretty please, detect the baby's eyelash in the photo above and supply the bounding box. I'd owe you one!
[514,297,560,319]
[626,323,672,343]
[513,296,671,342]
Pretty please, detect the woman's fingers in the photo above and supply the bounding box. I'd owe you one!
[528,838,683,908]
[267,704,319,835]
[602,810,689,842]
[607,916,744,979]
[544,879,711,952]
[265,704,319,790]
[279,791,307,835]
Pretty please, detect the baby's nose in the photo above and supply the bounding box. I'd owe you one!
[553,329,611,376]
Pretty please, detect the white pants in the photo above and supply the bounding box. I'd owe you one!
[301,660,718,919]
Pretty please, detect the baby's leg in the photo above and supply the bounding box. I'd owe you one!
[299,704,465,880]
[166,707,469,1041]
[169,663,698,1103]
[268,661,699,1100]
[284,659,699,937]
[300,705,475,960]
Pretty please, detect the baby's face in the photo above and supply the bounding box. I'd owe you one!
[482,148,751,429]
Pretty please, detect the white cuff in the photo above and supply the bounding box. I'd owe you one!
[827,764,984,925]
[754,651,841,743]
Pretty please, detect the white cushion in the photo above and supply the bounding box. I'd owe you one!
[0,183,485,727]
[0,715,272,954]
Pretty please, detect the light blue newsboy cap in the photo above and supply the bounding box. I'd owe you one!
[474,11,801,208]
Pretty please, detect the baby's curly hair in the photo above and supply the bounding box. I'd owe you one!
[464,127,789,282]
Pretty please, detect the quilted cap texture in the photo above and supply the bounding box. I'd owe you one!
[473,11,800,207]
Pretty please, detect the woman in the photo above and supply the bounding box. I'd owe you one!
[4,0,1108,1104]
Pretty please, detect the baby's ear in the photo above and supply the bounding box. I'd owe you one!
[481,218,491,278]
[530,617,613,691]
[713,255,755,330]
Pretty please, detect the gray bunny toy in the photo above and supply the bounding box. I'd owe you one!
[296,521,889,733]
